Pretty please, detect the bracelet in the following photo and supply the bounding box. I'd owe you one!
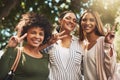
[104,43,111,49]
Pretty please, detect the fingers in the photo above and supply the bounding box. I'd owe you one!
[12,33,27,43]
[106,31,115,39]
[10,36,19,43]
[105,31,115,44]
[19,33,27,42]
[106,23,118,33]
[106,23,117,38]
[7,36,19,47]
[54,30,67,39]
[57,30,65,36]
[106,24,111,33]
[111,23,118,31]
[17,30,22,37]
[48,31,67,45]
[58,35,68,40]
[54,30,68,40]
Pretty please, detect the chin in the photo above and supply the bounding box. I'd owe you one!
[30,44,40,48]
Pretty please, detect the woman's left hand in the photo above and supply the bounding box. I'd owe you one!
[105,23,117,44]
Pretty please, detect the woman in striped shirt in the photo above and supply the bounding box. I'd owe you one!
[44,11,83,80]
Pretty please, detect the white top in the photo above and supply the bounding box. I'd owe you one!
[47,36,83,80]
[84,40,97,80]
[59,46,70,68]
[83,36,116,80]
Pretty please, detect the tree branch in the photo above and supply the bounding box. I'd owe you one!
[0,0,20,19]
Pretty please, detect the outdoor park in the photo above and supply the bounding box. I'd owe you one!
[0,0,120,78]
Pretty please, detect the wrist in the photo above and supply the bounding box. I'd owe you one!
[104,43,111,49]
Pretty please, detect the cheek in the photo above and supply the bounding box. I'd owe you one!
[41,36,45,41]
[80,22,84,28]
[26,35,31,42]
[42,36,44,40]
[92,23,96,29]
[94,23,96,27]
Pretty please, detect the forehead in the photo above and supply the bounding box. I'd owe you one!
[82,12,95,19]
[63,12,76,18]
[28,26,44,31]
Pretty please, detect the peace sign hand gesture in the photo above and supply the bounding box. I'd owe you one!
[47,30,67,45]
[7,33,27,48]
[104,23,117,44]
[39,31,67,50]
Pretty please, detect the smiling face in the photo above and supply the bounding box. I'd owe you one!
[60,12,77,34]
[26,27,44,48]
[81,13,97,34]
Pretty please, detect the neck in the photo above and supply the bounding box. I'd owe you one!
[24,45,40,54]
[86,33,99,42]
[61,34,72,48]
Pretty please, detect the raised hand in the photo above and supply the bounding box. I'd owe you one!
[39,31,67,50]
[47,30,68,45]
[105,23,117,44]
[7,33,27,47]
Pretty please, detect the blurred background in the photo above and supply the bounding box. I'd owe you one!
[0,0,120,63]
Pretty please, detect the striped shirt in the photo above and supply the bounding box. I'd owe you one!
[47,36,83,80]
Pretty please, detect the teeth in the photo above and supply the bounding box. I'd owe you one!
[33,40,40,44]
[67,24,72,27]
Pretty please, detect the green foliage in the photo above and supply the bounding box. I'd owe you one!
[0,0,120,62]
[114,23,120,62]
[90,0,120,25]
[0,0,87,50]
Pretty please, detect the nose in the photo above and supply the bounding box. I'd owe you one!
[86,20,90,25]
[70,19,76,24]
[36,34,40,38]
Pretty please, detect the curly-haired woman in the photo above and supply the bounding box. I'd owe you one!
[0,12,52,80]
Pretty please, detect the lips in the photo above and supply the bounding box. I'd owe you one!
[83,26,90,30]
[32,39,41,44]
[66,23,75,28]
[33,41,40,44]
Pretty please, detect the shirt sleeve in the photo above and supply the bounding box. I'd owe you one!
[104,42,117,79]
[41,44,54,54]
[0,47,17,79]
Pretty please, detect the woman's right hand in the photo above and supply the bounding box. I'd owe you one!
[39,31,67,50]
[7,33,27,47]
[47,30,67,45]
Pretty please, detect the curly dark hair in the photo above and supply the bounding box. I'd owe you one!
[20,12,52,44]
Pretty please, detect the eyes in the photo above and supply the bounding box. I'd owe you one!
[82,18,95,22]
[28,30,44,37]
[31,31,44,36]
[64,16,77,23]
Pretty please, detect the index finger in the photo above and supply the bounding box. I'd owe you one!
[57,30,66,36]
[106,24,111,33]
[19,33,27,41]
[111,23,118,31]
